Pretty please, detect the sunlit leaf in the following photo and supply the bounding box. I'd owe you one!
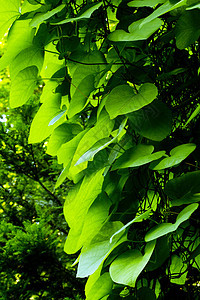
[53,2,103,24]
[150,143,196,170]
[145,203,198,241]
[10,66,38,108]
[0,19,35,71]
[30,4,66,27]
[0,0,20,41]
[109,241,156,287]
[108,18,162,42]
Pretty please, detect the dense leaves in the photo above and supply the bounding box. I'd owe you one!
[1,0,200,299]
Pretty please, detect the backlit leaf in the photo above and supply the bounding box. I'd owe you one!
[53,2,103,24]
[109,241,156,287]
[145,203,198,241]
[0,0,20,41]
[150,143,196,170]
[108,18,162,42]
[10,66,38,108]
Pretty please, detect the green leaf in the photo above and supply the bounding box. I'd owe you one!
[64,169,105,232]
[77,221,127,277]
[127,100,172,141]
[105,83,158,119]
[0,0,20,41]
[52,2,103,25]
[30,4,66,27]
[170,255,188,285]
[165,171,200,206]
[128,0,165,7]
[145,203,198,242]
[140,0,187,26]
[67,51,106,118]
[110,209,152,243]
[64,193,111,254]
[75,118,127,166]
[85,272,113,300]
[9,46,44,79]
[0,19,35,71]
[175,11,200,50]
[10,66,38,108]
[48,110,66,126]
[184,104,200,127]
[108,18,163,42]
[109,241,156,287]
[112,144,166,170]
[28,86,64,143]
[150,143,196,170]
[47,123,82,156]
[66,110,114,180]
[186,3,200,9]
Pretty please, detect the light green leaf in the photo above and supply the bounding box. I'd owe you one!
[77,221,127,277]
[67,110,114,180]
[0,19,35,71]
[53,2,103,24]
[47,123,82,156]
[128,100,172,141]
[150,143,196,170]
[145,203,198,241]
[64,169,105,231]
[108,18,163,42]
[85,272,113,300]
[140,0,187,26]
[186,3,200,9]
[9,46,44,79]
[112,144,166,170]
[105,83,158,119]
[184,104,200,127]
[30,4,66,27]
[128,0,165,7]
[175,11,200,50]
[109,241,156,287]
[170,255,188,285]
[110,209,152,243]
[165,171,200,206]
[48,110,66,126]
[21,0,41,14]
[10,66,38,108]
[75,118,127,166]
[28,89,64,143]
[64,193,111,254]
[0,0,20,41]
[67,51,106,118]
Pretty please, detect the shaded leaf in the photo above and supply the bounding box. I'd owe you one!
[105,83,158,119]
[127,100,172,141]
[165,171,200,206]
[175,10,200,50]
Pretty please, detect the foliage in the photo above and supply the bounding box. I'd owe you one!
[1,0,200,299]
[0,67,84,298]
